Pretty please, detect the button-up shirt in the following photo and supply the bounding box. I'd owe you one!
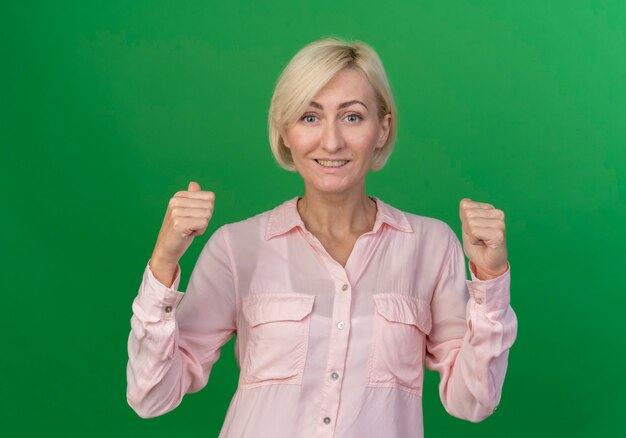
[126,196,517,437]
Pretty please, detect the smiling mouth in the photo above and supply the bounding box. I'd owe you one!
[315,159,350,168]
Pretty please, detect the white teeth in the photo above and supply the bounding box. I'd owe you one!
[316,159,349,167]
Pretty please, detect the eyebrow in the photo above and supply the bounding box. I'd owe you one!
[309,100,368,110]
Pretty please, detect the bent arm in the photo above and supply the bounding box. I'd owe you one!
[425,229,517,422]
[126,225,237,418]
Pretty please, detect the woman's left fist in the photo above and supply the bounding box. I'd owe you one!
[459,198,509,280]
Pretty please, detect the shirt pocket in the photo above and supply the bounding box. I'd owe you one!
[239,293,315,389]
[366,293,432,396]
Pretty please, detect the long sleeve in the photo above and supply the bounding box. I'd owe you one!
[126,225,238,418]
[424,228,518,422]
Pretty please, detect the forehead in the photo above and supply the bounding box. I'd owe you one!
[310,68,376,104]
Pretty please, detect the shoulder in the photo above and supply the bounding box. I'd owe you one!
[216,198,292,244]
[377,198,460,265]
[405,211,456,240]
[379,198,456,241]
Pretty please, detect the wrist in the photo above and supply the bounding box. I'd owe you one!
[150,251,180,268]
[149,256,180,289]
[471,260,508,280]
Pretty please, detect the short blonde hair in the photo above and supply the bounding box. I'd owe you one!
[268,36,398,172]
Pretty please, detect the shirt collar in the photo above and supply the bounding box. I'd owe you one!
[265,196,413,241]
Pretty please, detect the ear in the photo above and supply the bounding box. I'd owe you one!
[376,113,391,149]
[280,127,291,149]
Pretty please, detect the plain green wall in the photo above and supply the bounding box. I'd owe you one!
[2,0,625,436]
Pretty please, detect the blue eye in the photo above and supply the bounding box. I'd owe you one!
[301,113,317,123]
[300,112,363,123]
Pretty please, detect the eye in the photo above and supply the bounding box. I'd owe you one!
[301,113,318,123]
[346,113,362,123]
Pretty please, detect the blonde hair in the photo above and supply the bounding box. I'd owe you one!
[268,36,398,172]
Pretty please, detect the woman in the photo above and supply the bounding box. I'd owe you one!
[126,37,517,437]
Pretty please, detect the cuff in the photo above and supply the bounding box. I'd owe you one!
[136,259,184,320]
[466,261,511,311]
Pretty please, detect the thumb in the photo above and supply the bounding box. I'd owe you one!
[188,181,201,191]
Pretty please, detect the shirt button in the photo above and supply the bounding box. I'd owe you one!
[165,306,173,313]
[341,283,348,291]
[337,321,345,330]
[331,372,339,380]
[323,417,331,424]
[475,297,483,304]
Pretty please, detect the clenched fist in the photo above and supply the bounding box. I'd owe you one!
[150,181,216,267]
[459,198,509,280]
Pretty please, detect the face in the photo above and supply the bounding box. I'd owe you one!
[282,68,391,196]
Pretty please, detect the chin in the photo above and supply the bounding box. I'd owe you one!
[308,179,360,195]
[297,167,364,194]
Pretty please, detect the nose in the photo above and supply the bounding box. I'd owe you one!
[320,120,345,153]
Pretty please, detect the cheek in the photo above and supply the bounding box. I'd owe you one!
[285,127,315,148]
[345,130,379,153]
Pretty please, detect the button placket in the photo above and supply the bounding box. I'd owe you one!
[316,278,352,436]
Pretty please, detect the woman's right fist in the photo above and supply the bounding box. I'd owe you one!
[150,181,215,266]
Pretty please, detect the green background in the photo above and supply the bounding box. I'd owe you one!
[2,0,624,436]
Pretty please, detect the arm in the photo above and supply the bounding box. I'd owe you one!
[126,225,237,418]
[424,230,517,422]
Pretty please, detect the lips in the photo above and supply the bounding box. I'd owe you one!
[314,159,351,168]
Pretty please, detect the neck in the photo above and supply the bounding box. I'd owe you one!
[296,185,377,237]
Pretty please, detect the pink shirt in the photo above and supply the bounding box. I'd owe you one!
[126,196,517,437]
